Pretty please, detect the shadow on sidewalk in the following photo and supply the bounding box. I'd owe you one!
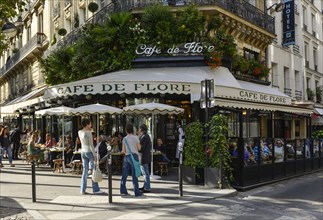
[0,196,31,219]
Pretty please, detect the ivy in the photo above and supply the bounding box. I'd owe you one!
[183,121,205,169]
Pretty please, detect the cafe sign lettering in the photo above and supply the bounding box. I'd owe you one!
[238,90,288,105]
[51,82,193,97]
[135,42,215,57]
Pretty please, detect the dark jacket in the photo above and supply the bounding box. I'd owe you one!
[10,128,24,143]
[139,133,151,165]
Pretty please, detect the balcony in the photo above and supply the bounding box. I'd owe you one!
[284,88,292,96]
[0,33,48,77]
[295,90,302,100]
[292,45,300,54]
[119,0,275,34]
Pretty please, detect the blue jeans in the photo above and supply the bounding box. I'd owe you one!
[0,147,3,163]
[3,145,13,164]
[120,154,141,196]
[81,151,100,193]
[140,163,150,190]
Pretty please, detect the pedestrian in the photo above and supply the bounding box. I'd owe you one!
[79,118,104,195]
[0,126,15,167]
[10,124,26,160]
[120,124,142,197]
[139,124,151,193]
[175,120,185,159]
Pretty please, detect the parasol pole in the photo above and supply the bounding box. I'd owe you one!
[150,113,161,180]
[62,115,65,171]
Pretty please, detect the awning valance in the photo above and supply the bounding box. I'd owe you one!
[214,98,312,114]
[44,66,292,105]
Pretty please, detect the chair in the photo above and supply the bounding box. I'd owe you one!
[70,160,82,175]
[157,162,168,176]
[53,159,64,173]
[28,155,40,167]
[20,151,28,163]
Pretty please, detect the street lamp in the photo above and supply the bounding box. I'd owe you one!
[267,1,285,12]
[2,18,18,38]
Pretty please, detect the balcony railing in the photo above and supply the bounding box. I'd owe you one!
[117,0,275,34]
[295,90,302,100]
[284,88,292,96]
[0,33,47,77]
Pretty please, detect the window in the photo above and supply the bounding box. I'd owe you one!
[27,26,31,42]
[284,67,290,95]
[302,6,307,29]
[306,77,310,89]
[243,48,259,61]
[311,13,315,33]
[38,13,43,33]
[304,42,309,67]
[313,48,317,71]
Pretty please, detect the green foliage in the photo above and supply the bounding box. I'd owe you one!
[316,87,322,103]
[307,88,315,101]
[313,130,323,139]
[0,0,28,53]
[183,121,205,169]
[208,115,233,181]
[142,4,176,49]
[40,45,76,85]
[176,4,205,43]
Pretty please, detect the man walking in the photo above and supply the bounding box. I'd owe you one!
[10,125,25,160]
[139,124,151,193]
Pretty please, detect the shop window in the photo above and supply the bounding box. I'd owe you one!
[295,120,300,138]
[228,112,239,137]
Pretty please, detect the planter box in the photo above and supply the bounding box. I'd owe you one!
[183,165,204,185]
[204,167,221,188]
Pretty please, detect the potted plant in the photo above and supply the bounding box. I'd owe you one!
[232,55,249,75]
[12,48,19,53]
[88,2,99,13]
[183,121,205,185]
[58,28,67,36]
[205,114,233,188]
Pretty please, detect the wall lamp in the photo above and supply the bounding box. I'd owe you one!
[2,18,18,38]
[267,2,285,12]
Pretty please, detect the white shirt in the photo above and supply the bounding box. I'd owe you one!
[78,129,95,154]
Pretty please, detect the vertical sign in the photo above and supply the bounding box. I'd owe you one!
[282,0,295,46]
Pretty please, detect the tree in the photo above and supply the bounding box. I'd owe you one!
[0,0,27,54]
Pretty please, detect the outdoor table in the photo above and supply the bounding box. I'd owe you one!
[49,148,64,168]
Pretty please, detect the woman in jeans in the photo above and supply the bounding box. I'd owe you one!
[0,126,15,167]
[79,118,104,195]
[120,124,142,197]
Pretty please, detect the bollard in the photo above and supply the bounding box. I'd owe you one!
[106,143,112,203]
[178,142,183,197]
[31,161,36,202]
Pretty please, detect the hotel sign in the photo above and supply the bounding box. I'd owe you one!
[282,0,295,46]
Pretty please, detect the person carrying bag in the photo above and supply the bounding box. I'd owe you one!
[92,146,103,182]
[120,124,142,197]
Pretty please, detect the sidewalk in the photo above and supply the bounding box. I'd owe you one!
[0,161,236,219]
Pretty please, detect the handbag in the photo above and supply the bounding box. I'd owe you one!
[92,149,103,182]
[124,138,142,177]
[92,164,103,182]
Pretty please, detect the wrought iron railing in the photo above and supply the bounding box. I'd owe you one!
[116,0,275,34]
[0,33,47,76]
[284,88,292,96]
[295,90,303,100]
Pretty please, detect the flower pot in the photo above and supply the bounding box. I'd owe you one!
[183,165,204,185]
[204,167,221,188]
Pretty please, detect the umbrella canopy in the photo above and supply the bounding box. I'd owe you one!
[34,106,74,116]
[69,103,123,115]
[123,102,184,115]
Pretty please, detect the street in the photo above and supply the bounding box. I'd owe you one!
[1,162,322,220]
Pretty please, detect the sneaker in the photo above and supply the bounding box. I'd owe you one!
[140,188,151,193]
[10,164,15,167]
[139,187,144,191]
[93,190,105,194]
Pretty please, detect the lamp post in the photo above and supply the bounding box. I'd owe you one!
[2,18,18,38]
